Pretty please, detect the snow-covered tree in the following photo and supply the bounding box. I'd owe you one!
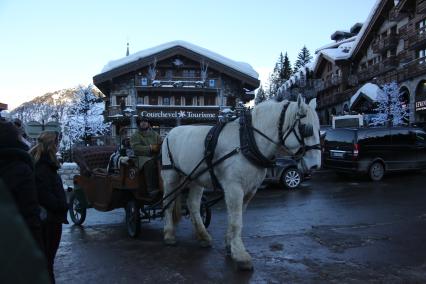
[63,85,110,147]
[371,82,409,126]
[294,45,312,72]
[255,85,267,105]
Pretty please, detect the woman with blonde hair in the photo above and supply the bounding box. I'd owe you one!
[30,131,68,283]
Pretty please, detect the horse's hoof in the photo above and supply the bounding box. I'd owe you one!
[199,239,212,248]
[235,260,253,271]
[164,238,177,246]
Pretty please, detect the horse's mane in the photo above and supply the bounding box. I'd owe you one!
[253,98,319,133]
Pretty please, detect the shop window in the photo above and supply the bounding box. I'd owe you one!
[175,96,181,105]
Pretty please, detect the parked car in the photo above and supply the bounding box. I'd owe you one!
[263,156,311,189]
[323,127,426,181]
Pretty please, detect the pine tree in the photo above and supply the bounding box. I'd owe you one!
[371,82,409,126]
[64,85,110,146]
[294,45,313,73]
[281,52,293,80]
[255,85,267,105]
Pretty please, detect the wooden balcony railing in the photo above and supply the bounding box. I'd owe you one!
[106,106,122,117]
[357,64,381,82]
[372,33,399,53]
[134,76,219,88]
[405,57,426,78]
[418,0,426,14]
[402,23,426,49]
[380,56,399,71]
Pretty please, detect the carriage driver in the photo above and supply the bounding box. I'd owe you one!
[130,116,162,197]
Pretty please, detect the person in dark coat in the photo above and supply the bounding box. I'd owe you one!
[29,131,68,283]
[0,121,44,249]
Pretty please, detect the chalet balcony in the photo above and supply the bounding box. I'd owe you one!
[371,33,398,53]
[106,106,123,117]
[404,25,426,50]
[316,75,342,91]
[404,57,426,79]
[418,0,426,14]
[357,64,380,82]
[379,56,399,71]
[134,76,219,89]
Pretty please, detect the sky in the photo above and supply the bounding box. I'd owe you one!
[0,0,377,110]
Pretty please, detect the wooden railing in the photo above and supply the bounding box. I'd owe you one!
[372,33,399,53]
[418,0,426,14]
[402,23,426,49]
[357,64,380,82]
[134,76,220,88]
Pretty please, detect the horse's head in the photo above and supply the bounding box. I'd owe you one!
[280,95,321,173]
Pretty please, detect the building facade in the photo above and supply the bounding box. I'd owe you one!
[93,41,259,137]
[283,0,426,126]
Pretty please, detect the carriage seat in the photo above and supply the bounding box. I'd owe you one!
[72,146,116,177]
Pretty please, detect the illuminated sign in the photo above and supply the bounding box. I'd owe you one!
[140,110,218,120]
[416,100,426,112]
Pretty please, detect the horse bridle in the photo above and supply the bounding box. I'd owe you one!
[251,102,321,162]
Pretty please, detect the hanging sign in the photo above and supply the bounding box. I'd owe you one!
[416,100,426,112]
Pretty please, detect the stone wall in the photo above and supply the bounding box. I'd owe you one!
[58,162,79,190]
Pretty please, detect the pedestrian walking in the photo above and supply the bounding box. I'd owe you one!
[29,131,68,283]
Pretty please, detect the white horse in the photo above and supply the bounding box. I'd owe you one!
[161,95,321,270]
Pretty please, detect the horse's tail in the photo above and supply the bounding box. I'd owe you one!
[172,193,182,225]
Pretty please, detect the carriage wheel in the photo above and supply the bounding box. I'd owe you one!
[125,200,140,238]
[68,192,86,225]
[200,197,212,228]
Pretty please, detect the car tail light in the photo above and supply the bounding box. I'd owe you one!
[353,143,359,158]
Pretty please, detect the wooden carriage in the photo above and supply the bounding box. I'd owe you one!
[68,145,211,237]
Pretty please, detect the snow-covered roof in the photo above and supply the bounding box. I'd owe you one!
[347,0,383,58]
[320,40,355,62]
[315,36,357,54]
[278,62,315,93]
[100,40,258,80]
[349,82,383,108]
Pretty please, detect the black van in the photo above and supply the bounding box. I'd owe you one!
[323,127,426,181]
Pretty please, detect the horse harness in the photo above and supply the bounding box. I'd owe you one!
[160,102,320,210]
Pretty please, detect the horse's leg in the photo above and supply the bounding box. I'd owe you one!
[243,189,257,212]
[162,169,180,245]
[186,184,212,248]
[224,185,253,270]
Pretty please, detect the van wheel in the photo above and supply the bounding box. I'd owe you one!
[281,168,301,189]
[369,162,384,181]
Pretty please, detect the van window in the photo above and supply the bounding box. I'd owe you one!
[325,129,355,143]
[391,129,413,145]
[358,129,391,145]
